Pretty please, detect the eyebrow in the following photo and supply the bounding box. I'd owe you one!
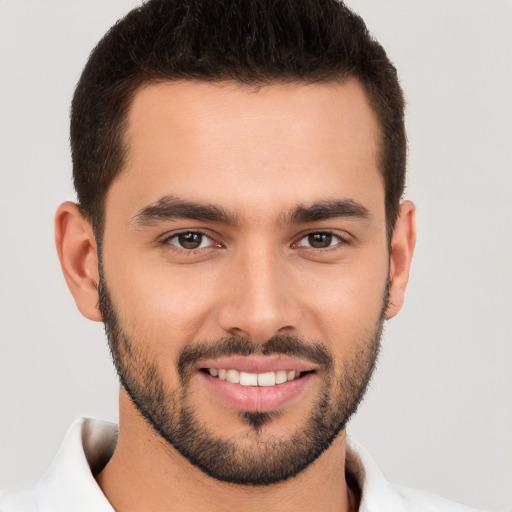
[133,195,370,227]
[133,195,239,226]
[286,199,371,225]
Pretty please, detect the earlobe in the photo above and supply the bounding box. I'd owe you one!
[386,200,416,320]
[55,202,102,322]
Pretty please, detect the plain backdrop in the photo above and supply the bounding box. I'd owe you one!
[0,1,511,510]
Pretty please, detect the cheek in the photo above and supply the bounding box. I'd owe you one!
[299,250,389,345]
[105,252,221,348]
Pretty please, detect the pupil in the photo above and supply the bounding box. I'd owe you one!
[308,233,332,248]
[179,232,202,249]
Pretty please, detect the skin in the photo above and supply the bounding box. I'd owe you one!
[55,79,416,512]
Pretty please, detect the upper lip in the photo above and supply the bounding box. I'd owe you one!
[197,355,317,374]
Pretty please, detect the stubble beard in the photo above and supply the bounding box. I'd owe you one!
[98,273,387,486]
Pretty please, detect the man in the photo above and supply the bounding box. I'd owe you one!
[0,0,481,510]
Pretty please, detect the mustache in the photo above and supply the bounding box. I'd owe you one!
[177,334,334,381]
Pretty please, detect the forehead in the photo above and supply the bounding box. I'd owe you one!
[109,79,384,222]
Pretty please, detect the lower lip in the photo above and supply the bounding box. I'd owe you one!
[199,372,315,412]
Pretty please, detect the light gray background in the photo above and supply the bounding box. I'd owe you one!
[1,1,511,510]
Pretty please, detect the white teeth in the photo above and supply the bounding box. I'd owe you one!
[239,371,258,386]
[275,370,287,384]
[207,368,304,386]
[226,369,240,384]
[257,372,276,386]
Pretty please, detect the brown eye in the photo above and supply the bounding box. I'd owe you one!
[168,232,211,250]
[297,232,342,249]
[308,233,332,248]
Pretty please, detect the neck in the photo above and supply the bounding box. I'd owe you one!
[96,389,357,512]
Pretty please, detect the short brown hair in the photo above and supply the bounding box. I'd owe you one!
[71,0,406,239]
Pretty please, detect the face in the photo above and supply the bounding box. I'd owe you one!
[99,80,390,485]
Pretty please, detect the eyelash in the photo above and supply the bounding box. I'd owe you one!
[161,230,349,254]
[293,230,348,250]
[162,230,219,253]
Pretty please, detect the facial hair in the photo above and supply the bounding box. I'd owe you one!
[98,272,387,486]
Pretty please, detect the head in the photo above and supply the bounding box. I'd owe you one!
[56,0,415,487]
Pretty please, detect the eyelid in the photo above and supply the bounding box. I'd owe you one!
[161,229,222,250]
[293,230,349,249]
[158,228,349,252]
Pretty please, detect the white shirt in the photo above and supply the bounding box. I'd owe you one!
[0,418,478,512]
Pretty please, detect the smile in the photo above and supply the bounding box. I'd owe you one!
[197,356,317,412]
[202,368,307,386]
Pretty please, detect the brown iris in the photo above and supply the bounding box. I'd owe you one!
[307,233,333,248]
[177,232,203,249]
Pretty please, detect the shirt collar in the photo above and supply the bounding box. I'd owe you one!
[346,437,407,512]
[34,417,116,511]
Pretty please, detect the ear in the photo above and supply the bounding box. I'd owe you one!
[386,200,416,319]
[55,202,102,322]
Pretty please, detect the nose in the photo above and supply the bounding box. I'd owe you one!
[216,246,301,343]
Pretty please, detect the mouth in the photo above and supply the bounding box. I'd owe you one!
[196,356,317,413]
[199,367,313,386]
